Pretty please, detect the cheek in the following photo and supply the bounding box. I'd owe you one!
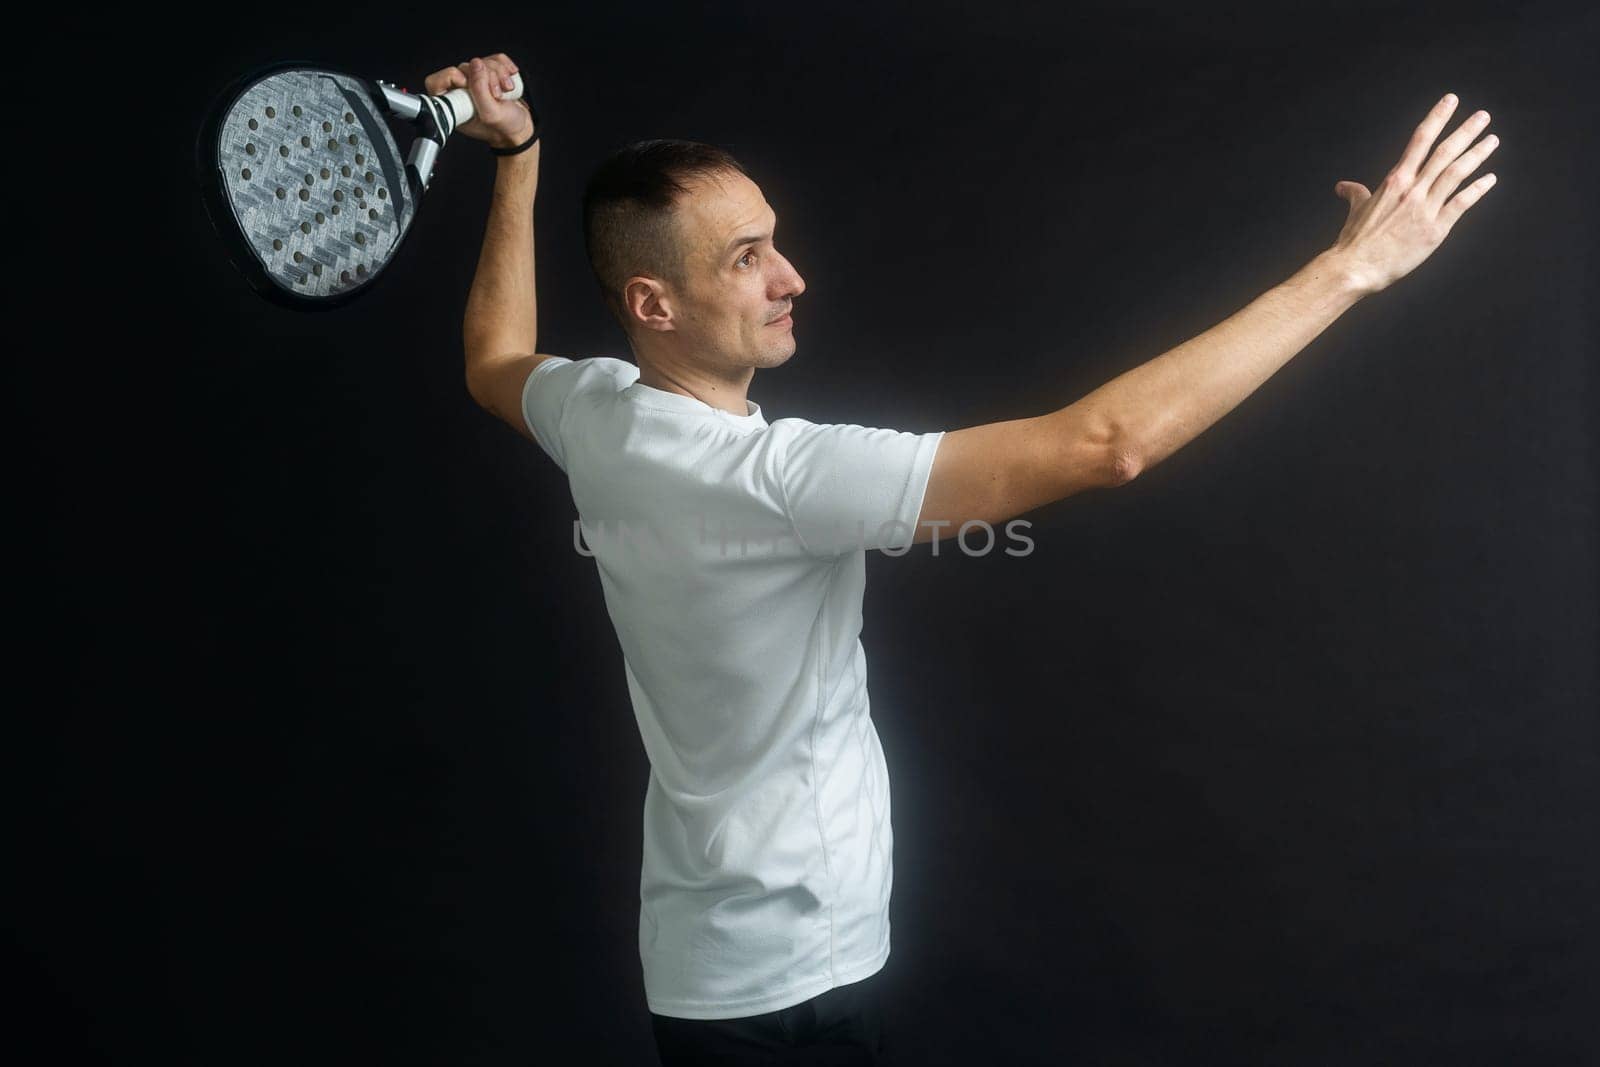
[735,293,763,327]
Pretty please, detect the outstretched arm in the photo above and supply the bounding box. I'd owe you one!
[1088,93,1498,477]
[916,93,1499,539]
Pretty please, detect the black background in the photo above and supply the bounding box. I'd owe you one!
[27,1,1597,1063]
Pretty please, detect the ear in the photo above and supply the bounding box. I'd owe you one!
[624,276,675,333]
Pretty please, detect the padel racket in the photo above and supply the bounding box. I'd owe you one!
[196,59,537,311]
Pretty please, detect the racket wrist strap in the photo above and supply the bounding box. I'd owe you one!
[492,107,542,157]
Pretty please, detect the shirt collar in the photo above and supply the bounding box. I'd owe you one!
[621,379,765,426]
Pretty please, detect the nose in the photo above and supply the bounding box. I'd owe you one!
[780,253,806,300]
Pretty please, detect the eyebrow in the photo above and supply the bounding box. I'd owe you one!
[721,215,778,258]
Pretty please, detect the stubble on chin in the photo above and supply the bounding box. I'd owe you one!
[760,352,794,370]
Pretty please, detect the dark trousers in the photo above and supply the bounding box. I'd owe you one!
[651,971,887,1065]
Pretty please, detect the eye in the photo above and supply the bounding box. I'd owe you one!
[737,249,756,268]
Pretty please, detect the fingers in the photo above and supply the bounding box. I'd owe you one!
[463,55,519,96]
[1417,107,1492,191]
[1391,93,1460,184]
[463,58,497,114]
[423,65,467,95]
[426,55,521,98]
[1439,171,1498,232]
[488,53,519,80]
[468,58,512,102]
[1429,130,1499,206]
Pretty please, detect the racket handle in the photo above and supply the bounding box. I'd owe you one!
[439,72,523,131]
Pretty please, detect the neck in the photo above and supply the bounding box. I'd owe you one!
[633,351,755,417]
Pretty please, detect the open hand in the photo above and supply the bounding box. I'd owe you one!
[422,54,534,151]
[1328,93,1499,295]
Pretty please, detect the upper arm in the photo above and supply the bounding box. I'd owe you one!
[466,353,560,443]
[912,404,1131,544]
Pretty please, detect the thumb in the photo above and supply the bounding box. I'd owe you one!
[466,59,498,115]
[1334,180,1371,209]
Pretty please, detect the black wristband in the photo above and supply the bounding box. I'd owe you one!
[491,103,542,156]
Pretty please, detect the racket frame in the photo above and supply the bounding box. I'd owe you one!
[196,58,452,311]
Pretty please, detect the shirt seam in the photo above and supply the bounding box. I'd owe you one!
[773,429,815,556]
[522,356,572,463]
[809,552,841,980]
[894,430,945,550]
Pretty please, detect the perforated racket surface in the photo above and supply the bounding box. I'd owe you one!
[196,59,528,310]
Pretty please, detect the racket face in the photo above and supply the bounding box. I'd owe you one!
[197,61,418,310]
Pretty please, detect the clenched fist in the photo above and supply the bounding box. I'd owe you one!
[423,54,535,151]
[1328,93,1499,296]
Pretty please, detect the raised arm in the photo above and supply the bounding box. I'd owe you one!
[916,92,1498,542]
[426,54,553,441]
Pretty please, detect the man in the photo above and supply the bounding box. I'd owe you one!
[427,53,1498,1064]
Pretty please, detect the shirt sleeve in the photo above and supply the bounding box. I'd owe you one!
[520,356,637,472]
[769,417,946,556]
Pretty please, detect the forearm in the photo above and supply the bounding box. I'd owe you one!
[1070,249,1368,477]
[463,143,541,377]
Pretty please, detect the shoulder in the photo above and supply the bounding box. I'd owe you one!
[528,354,639,389]
[523,355,640,417]
[521,355,642,469]
[764,417,940,456]
[585,355,642,388]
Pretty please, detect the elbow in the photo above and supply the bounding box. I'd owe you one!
[464,361,491,412]
[1075,405,1142,487]
[1078,407,1142,488]
[463,344,509,413]
[1107,444,1143,486]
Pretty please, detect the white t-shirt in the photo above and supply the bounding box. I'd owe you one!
[521,355,944,1020]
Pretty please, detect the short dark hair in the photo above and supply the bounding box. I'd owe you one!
[581,139,749,332]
